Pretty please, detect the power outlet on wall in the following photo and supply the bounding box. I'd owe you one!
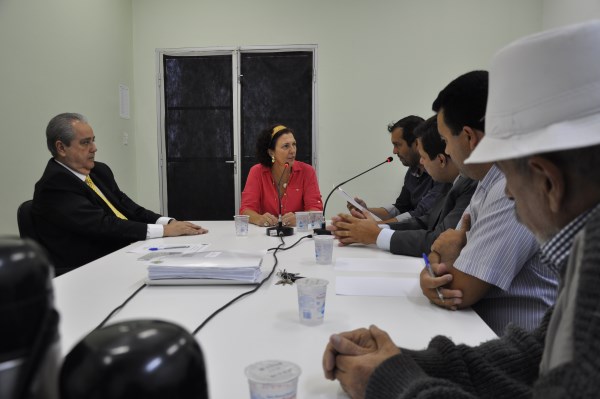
[122,132,129,145]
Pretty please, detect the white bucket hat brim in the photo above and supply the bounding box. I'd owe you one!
[467,20,600,164]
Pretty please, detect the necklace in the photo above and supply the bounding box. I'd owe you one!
[273,177,288,188]
[272,166,290,188]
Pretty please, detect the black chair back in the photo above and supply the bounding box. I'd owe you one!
[17,200,69,277]
[17,200,40,241]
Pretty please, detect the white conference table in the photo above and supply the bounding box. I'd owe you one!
[54,221,497,398]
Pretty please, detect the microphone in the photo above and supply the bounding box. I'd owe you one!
[267,162,294,237]
[313,156,393,235]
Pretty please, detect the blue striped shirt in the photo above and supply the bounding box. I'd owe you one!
[454,165,558,335]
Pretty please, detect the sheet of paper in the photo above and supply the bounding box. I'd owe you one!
[126,241,209,254]
[335,276,421,297]
[335,257,423,274]
[137,251,187,261]
[336,187,383,221]
[119,84,130,119]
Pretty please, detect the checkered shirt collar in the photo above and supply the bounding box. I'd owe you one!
[540,203,600,274]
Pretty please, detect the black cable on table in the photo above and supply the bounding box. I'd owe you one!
[192,233,313,334]
[266,233,313,252]
[191,236,285,334]
[92,233,314,334]
[94,283,147,330]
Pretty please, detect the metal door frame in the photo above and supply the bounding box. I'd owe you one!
[156,45,317,217]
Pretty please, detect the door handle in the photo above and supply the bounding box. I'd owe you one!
[225,159,237,174]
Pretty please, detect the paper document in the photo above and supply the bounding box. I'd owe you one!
[336,187,382,221]
[335,257,423,274]
[336,276,421,297]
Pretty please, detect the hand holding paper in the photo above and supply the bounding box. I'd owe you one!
[336,187,382,222]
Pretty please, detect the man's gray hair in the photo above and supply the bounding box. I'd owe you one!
[46,113,88,157]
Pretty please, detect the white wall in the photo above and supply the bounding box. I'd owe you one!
[8,0,581,235]
[0,0,134,235]
[131,0,544,217]
[542,0,600,29]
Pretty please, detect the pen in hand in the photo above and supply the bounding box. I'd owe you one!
[422,253,444,303]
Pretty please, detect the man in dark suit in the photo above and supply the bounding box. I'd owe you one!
[351,116,449,224]
[329,116,476,257]
[32,113,207,275]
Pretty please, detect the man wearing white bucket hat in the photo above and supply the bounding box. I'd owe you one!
[322,20,600,398]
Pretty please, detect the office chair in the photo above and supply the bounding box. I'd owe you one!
[16,200,66,276]
[17,200,41,241]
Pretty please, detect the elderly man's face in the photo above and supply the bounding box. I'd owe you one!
[497,158,556,243]
[57,121,97,175]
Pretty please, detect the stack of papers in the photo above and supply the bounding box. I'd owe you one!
[147,250,264,285]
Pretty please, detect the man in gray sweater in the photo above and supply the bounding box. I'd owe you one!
[322,20,600,399]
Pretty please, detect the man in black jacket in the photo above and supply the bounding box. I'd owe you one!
[32,113,207,275]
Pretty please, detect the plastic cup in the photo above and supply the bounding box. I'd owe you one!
[313,235,334,264]
[296,278,329,325]
[295,212,310,232]
[245,360,301,399]
[308,211,324,230]
[234,215,250,236]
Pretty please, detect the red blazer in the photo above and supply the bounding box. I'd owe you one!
[240,161,323,215]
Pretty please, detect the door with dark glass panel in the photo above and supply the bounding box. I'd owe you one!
[161,54,235,220]
[239,51,314,191]
[159,48,315,221]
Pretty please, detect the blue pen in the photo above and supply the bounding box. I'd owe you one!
[149,245,190,251]
[422,253,444,303]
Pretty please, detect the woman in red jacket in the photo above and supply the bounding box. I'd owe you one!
[240,125,323,227]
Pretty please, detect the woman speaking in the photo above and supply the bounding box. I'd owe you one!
[240,125,323,227]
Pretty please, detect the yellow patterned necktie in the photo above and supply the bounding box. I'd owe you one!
[85,175,128,220]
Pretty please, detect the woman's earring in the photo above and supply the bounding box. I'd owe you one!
[271,156,275,164]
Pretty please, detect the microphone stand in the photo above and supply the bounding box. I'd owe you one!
[267,163,294,237]
[313,157,394,235]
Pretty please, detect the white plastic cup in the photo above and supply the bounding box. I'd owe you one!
[234,215,250,236]
[313,235,334,264]
[245,360,301,399]
[295,212,310,232]
[308,211,324,230]
[296,278,329,325]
